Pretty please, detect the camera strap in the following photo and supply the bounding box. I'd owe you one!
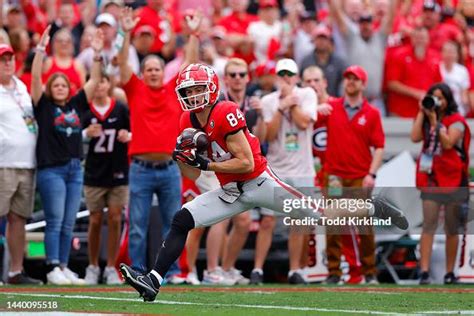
[424,123,440,155]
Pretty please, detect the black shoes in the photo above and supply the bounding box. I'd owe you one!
[249,270,263,285]
[7,271,43,285]
[444,272,458,285]
[372,196,409,230]
[419,271,431,285]
[119,264,160,302]
[288,271,307,284]
[324,274,342,285]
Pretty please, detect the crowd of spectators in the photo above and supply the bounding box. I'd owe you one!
[0,0,472,286]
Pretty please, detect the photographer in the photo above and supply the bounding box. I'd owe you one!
[411,83,471,285]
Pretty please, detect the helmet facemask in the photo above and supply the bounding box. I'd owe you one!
[176,82,216,112]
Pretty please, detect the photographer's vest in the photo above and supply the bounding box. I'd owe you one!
[416,113,471,193]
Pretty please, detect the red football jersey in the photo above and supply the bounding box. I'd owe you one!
[179,101,267,185]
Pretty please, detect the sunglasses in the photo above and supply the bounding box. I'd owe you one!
[0,55,14,63]
[227,72,247,78]
[277,70,296,77]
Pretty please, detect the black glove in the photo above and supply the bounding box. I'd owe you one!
[172,149,210,170]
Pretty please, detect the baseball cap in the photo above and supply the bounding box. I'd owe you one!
[95,13,117,27]
[259,0,278,9]
[211,26,226,39]
[255,60,276,77]
[0,44,14,56]
[423,0,441,12]
[101,0,124,9]
[135,25,157,37]
[313,25,332,38]
[276,58,298,75]
[343,65,368,83]
[6,5,21,14]
[299,11,315,21]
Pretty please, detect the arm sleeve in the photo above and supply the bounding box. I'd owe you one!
[261,95,276,123]
[461,67,471,90]
[70,89,89,115]
[33,93,49,117]
[344,15,358,38]
[369,110,385,148]
[386,52,403,82]
[300,88,317,121]
[122,74,141,108]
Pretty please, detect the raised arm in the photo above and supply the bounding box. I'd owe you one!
[0,0,4,28]
[118,7,140,85]
[329,0,348,36]
[31,25,51,106]
[382,0,397,35]
[180,11,203,72]
[83,29,104,102]
[80,0,97,27]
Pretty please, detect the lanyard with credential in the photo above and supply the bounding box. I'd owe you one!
[3,80,38,134]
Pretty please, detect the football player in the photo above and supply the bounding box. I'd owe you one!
[120,63,409,302]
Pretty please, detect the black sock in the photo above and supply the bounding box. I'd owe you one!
[46,263,59,273]
[151,208,195,286]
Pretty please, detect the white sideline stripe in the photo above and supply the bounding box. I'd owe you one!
[2,292,473,315]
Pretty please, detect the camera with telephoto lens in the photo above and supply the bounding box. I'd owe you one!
[421,95,441,110]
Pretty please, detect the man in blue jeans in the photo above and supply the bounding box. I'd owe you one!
[117,7,202,279]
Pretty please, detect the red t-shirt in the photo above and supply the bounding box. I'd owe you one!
[428,22,462,53]
[123,74,182,156]
[23,2,47,34]
[217,12,258,64]
[386,46,442,118]
[179,101,267,185]
[320,98,385,179]
[135,6,181,54]
[217,12,258,35]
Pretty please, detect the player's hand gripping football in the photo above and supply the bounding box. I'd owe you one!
[173,128,210,170]
[173,148,210,170]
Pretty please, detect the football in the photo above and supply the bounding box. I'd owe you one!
[178,128,209,153]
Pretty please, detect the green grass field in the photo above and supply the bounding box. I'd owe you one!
[0,284,473,315]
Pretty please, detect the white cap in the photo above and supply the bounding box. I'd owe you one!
[95,13,117,27]
[276,58,298,74]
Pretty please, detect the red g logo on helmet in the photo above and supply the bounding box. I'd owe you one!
[175,63,220,112]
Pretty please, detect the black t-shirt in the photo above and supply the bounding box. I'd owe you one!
[82,100,130,187]
[34,90,88,169]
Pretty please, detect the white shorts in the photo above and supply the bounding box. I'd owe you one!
[184,168,320,228]
[259,176,316,217]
